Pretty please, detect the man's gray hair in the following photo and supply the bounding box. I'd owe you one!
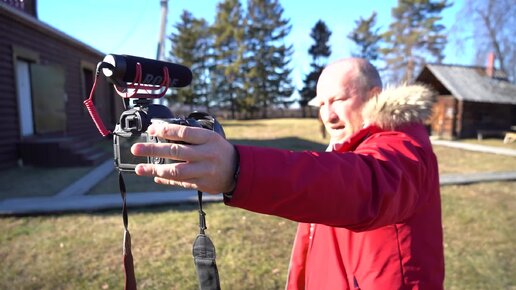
[352,59,382,94]
[308,58,383,106]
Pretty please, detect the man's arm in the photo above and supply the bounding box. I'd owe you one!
[131,123,438,231]
[226,131,438,231]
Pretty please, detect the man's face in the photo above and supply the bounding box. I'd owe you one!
[315,65,368,143]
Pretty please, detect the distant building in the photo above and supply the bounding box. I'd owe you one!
[415,61,516,140]
[0,0,120,169]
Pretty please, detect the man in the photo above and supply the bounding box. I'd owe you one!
[131,58,445,289]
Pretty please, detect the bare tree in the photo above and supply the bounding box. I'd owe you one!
[452,0,515,82]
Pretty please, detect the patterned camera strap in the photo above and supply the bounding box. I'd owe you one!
[118,172,137,290]
[193,190,221,290]
[118,172,221,290]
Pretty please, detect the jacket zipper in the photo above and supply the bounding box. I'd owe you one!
[353,276,361,290]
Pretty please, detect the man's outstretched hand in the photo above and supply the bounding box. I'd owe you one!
[131,123,237,194]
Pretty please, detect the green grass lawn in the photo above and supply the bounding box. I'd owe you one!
[1,118,515,289]
[441,182,515,290]
[433,145,516,174]
[0,181,514,289]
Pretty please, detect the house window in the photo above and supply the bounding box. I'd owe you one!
[30,64,66,134]
[445,107,454,118]
[82,67,94,100]
[13,46,39,137]
[81,61,97,117]
[15,58,34,137]
[13,46,66,135]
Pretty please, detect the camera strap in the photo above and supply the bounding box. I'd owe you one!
[193,191,221,290]
[118,172,137,290]
[117,172,220,290]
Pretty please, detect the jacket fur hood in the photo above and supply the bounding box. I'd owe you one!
[362,84,435,130]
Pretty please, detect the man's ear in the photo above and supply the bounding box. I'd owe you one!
[368,86,382,99]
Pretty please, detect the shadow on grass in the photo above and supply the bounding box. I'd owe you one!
[8,201,205,218]
[93,202,202,216]
[0,166,93,200]
[86,200,221,218]
[87,170,185,195]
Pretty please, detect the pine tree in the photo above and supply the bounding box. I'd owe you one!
[211,0,246,119]
[245,0,294,118]
[308,20,332,68]
[299,20,332,117]
[381,0,451,84]
[169,10,212,111]
[348,12,382,62]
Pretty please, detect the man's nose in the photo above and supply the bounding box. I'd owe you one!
[321,104,338,123]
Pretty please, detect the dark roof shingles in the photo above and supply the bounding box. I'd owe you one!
[422,64,516,105]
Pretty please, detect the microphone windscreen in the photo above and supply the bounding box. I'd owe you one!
[101,54,192,87]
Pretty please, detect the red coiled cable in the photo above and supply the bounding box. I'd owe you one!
[83,73,111,137]
[84,61,171,137]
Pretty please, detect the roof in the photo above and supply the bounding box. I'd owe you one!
[0,2,104,56]
[416,64,516,105]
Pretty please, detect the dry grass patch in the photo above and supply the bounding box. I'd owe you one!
[1,118,515,289]
[0,204,295,289]
[433,146,516,174]
[1,182,515,289]
[441,181,516,289]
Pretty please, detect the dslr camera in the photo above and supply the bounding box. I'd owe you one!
[84,54,225,172]
[113,100,225,172]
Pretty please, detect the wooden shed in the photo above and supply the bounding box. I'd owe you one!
[0,1,120,169]
[415,64,516,140]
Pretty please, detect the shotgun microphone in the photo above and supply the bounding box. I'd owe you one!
[100,54,192,88]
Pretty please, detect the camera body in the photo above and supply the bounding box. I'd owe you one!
[113,99,225,172]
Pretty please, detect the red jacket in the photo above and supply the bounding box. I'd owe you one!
[225,85,445,289]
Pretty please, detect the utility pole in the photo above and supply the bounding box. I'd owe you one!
[156,0,168,104]
[157,0,168,61]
